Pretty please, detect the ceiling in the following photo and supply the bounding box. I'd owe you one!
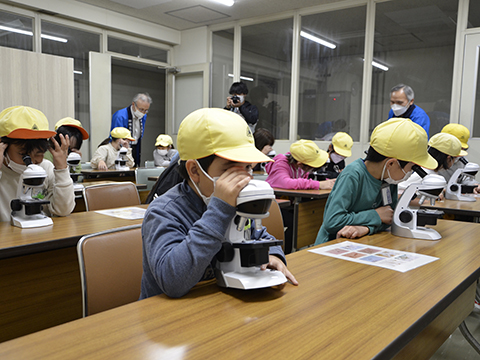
[74,0,340,31]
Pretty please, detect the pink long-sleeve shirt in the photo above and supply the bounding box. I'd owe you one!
[265,153,320,190]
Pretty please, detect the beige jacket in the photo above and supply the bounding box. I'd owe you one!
[90,143,134,170]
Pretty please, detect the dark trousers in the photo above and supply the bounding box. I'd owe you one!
[131,138,142,167]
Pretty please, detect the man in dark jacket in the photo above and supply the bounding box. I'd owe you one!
[224,82,259,133]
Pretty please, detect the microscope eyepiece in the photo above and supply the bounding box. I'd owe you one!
[460,157,468,165]
[22,155,33,166]
[412,164,427,178]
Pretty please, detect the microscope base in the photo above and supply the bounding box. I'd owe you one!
[445,193,476,202]
[11,213,53,228]
[216,268,287,290]
[392,224,441,240]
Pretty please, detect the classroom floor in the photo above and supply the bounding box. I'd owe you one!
[430,308,480,359]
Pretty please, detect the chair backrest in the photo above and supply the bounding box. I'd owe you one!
[135,167,166,191]
[144,160,155,168]
[77,224,143,317]
[81,162,92,170]
[83,182,140,211]
[262,200,284,241]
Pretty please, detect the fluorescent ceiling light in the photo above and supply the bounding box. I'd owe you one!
[74,70,83,75]
[364,59,389,71]
[212,0,234,6]
[0,25,68,43]
[300,31,336,49]
[228,74,254,82]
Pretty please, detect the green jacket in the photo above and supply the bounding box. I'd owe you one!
[315,158,398,244]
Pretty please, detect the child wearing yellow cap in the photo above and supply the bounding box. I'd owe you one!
[398,132,467,192]
[0,106,75,222]
[315,118,437,244]
[265,140,335,190]
[324,132,353,178]
[44,117,89,172]
[140,108,298,299]
[438,124,471,182]
[153,134,177,167]
[90,127,135,170]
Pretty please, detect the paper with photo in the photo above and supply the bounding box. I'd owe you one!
[95,207,146,220]
[309,241,438,272]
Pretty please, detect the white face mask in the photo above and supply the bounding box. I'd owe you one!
[133,105,145,119]
[330,152,345,164]
[391,103,409,117]
[237,95,245,103]
[5,152,27,175]
[156,149,168,156]
[267,150,276,158]
[381,160,412,185]
[190,160,220,206]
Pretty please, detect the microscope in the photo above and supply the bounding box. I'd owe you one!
[67,152,84,191]
[215,179,288,290]
[392,166,445,240]
[445,158,479,202]
[115,145,129,171]
[10,156,53,228]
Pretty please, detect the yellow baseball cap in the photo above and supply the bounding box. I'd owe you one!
[370,118,437,170]
[428,133,468,157]
[332,132,353,157]
[111,127,135,141]
[155,134,173,147]
[290,140,329,168]
[441,123,470,149]
[177,108,272,163]
[0,106,56,139]
[55,117,89,140]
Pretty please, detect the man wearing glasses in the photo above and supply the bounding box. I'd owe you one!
[111,92,152,167]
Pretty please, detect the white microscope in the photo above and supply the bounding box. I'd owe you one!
[445,158,479,202]
[67,152,84,191]
[215,179,288,290]
[115,145,129,171]
[392,166,445,240]
[10,156,53,228]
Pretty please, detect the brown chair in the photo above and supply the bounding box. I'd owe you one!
[77,224,143,317]
[83,182,140,211]
[262,200,285,241]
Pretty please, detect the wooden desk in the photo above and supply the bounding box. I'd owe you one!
[0,205,148,342]
[422,198,480,220]
[80,169,135,182]
[1,220,479,359]
[273,188,331,251]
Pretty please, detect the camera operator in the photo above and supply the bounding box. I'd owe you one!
[224,82,259,133]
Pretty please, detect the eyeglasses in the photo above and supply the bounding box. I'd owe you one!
[134,103,149,114]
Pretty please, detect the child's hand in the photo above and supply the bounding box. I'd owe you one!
[336,225,369,239]
[0,142,8,170]
[213,167,251,207]
[260,255,298,286]
[98,160,108,171]
[319,179,335,190]
[49,134,69,170]
[375,205,393,224]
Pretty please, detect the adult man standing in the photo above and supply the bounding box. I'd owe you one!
[111,93,152,166]
[388,84,430,137]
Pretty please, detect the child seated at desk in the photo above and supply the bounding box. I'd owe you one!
[140,108,297,299]
[315,118,437,244]
[398,132,467,192]
[153,134,177,167]
[324,132,353,178]
[90,127,135,170]
[437,124,470,182]
[265,140,335,190]
[44,117,89,172]
[0,106,75,222]
[253,128,276,172]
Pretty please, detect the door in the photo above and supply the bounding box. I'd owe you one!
[166,63,210,136]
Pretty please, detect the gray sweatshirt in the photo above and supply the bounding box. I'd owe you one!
[140,180,286,299]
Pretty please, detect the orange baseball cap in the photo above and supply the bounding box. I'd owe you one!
[55,117,89,140]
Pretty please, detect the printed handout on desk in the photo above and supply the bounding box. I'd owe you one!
[309,241,439,272]
[95,207,146,220]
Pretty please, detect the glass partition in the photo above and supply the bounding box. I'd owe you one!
[108,37,168,63]
[212,29,234,109]
[370,0,458,137]
[468,0,480,29]
[0,11,33,51]
[241,18,293,140]
[299,6,366,142]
